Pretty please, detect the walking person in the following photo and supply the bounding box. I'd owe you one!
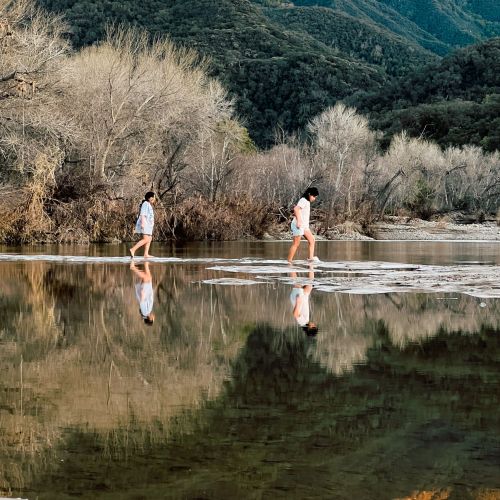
[287,187,319,263]
[130,191,156,259]
[130,261,155,325]
[290,268,318,336]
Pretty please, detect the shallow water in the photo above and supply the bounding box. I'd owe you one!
[0,241,499,499]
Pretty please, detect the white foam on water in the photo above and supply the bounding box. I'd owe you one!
[201,278,263,286]
[207,261,422,275]
[315,260,420,271]
[206,260,500,299]
[0,254,241,264]
[207,265,306,274]
[1,253,499,298]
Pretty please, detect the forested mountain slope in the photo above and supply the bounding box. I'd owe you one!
[288,0,500,54]
[37,0,499,149]
[37,0,392,145]
[350,38,500,151]
[264,6,437,77]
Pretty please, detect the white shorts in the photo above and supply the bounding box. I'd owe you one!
[291,221,308,237]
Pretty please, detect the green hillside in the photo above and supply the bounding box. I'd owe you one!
[350,38,500,151]
[37,0,390,146]
[465,0,500,22]
[37,0,500,149]
[264,6,437,77]
[378,0,500,46]
[291,0,452,54]
[291,0,500,54]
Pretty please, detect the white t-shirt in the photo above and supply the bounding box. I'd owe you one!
[292,197,311,229]
[290,288,310,327]
[135,201,155,235]
[135,282,154,317]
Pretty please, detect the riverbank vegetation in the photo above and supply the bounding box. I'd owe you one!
[0,0,498,243]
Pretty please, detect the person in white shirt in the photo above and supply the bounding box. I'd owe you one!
[130,191,156,259]
[130,261,155,325]
[290,269,318,336]
[287,187,319,263]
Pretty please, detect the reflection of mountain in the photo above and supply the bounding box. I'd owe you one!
[31,323,500,498]
[0,261,499,497]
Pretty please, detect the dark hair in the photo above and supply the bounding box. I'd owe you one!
[139,191,156,213]
[302,323,319,336]
[139,309,155,325]
[302,187,319,201]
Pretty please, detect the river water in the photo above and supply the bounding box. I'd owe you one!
[0,241,499,499]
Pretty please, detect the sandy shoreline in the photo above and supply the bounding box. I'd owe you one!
[265,217,500,242]
[371,217,500,241]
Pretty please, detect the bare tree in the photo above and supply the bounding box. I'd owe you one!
[60,27,220,188]
[307,103,378,222]
[190,115,253,202]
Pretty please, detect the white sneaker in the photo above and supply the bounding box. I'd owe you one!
[307,256,320,263]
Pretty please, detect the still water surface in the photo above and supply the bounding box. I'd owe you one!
[0,241,499,499]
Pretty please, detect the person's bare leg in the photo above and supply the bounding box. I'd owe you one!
[143,236,153,258]
[287,236,302,263]
[304,230,315,260]
[130,236,148,258]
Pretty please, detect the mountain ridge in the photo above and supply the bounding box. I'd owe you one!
[37,0,500,149]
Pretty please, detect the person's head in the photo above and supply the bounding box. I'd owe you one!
[142,312,155,325]
[302,187,319,202]
[302,322,318,337]
[144,191,156,204]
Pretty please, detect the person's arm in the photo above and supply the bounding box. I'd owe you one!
[139,202,149,230]
[144,262,152,282]
[294,198,309,228]
[293,205,303,228]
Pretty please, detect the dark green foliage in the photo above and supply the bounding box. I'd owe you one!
[293,0,500,54]
[264,6,436,77]
[377,0,500,46]
[37,0,499,149]
[465,0,500,23]
[38,0,388,146]
[405,178,436,220]
[351,38,500,151]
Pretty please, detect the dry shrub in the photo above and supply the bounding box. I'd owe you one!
[36,193,278,243]
[0,147,62,242]
[52,196,136,243]
[334,220,364,235]
[170,196,275,240]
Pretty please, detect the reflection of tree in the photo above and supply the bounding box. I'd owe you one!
[28,322,500,499]
[0,262,246,493]
[0,261,499,497]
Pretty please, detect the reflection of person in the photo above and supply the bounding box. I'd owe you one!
[130,191,156,259]
[287,187,319,263]
[290,268,318,336]
[130,261,155,325]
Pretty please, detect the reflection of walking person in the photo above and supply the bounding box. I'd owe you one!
[129,191,156,259]
[290,269,318,336]
[287,187,319,263]
[130,261,155,325]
